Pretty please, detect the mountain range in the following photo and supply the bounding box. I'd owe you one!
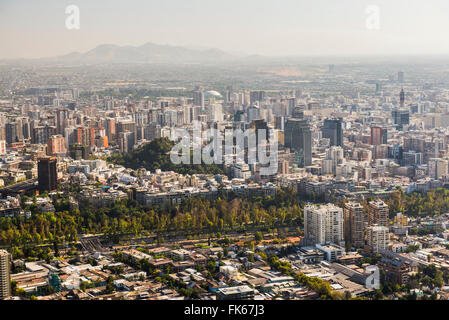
[26,42,242,65]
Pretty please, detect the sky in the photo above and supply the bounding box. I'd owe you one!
[1,0,449,59]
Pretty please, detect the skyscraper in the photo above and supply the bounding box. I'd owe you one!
[284,119,312,167]
[344,202,366,249]
[370,126,387,145]
[193,88,204,108]
[47,135,67,155]
[0,249,10,300]
[304,204,344,247]
[392,89,409,131]
[368,200,389,227]
[392,109,409,131]
[366,225,388,253]
[398,71,404,83]
[399,88,405,107]
[249,91,265,105]
[38,156,58,193]
[321,118,344,147]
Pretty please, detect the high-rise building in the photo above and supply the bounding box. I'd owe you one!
[5,122,20,144]
[32,125,57,145]
[69,144,90,160]
[250,91,265,105]
[368,200,389,227]
[47,135,67,155]
[105,118,116,142]
[38,156,58,194]
[247,105,260,122]
[399,88,405,107]
[118,131,135,153]
[304,204,344,247]
[428,158,448,179]
[370,126,387,145]
[0,249,10,299]
[321,118,344,147]
[344,202,366,249]
[366,225,388,253]
[193,89,204,108]
[284,119,312,167]
[392,90,409,131]
[398,71,404,83]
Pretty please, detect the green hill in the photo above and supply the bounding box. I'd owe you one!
[108,137,224,175]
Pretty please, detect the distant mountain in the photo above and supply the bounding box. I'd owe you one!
[39,42,237,65]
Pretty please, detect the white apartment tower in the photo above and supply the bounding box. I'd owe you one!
[304,204,344,247]
[366,225,388,253]
[0,249,10,299]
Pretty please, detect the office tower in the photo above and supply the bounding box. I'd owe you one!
[392,109,409,131]
[366,225,388,253]
[321,118,344,147]
[250,91,265,105]
[399,88,405,107]
[0,141,5,155]
[224,88,232,104]
[368,200,389,227]
[295,89,302,99]
[38,156,58,193]
[398,71,404,83]
[304,204,344,247]
[47,135,67,155]
[376,83,382,93]
[5,122,19,144]
[0,249,10,300]
[193,89,204,108]
[284,119,312,167]
[329,64,335,73]
[344,202,366,248]
[370,126,387,145]
[69,144,90,160]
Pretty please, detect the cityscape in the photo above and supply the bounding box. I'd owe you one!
[2,0,449,306]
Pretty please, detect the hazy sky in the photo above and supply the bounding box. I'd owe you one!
[1,0,449,59]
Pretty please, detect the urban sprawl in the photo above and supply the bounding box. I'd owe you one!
[1,62,449,301]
